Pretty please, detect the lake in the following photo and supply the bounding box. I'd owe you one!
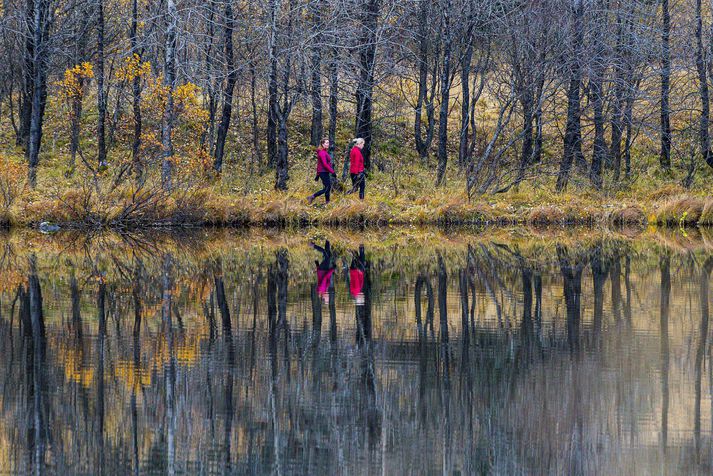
[0,227,711,475]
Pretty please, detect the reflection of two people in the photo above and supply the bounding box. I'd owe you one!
[311,241,368,307]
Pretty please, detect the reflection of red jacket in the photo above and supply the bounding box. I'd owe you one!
[317,268,334,295]
[349,269,365,298]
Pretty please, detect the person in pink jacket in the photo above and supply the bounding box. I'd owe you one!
[307,138,335,205]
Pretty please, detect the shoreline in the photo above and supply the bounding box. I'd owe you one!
[0,200,664,229]
[2,175,712,230]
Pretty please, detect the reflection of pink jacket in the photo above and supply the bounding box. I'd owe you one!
[316,149,335,174]
[349,269,364,298]
[317,268,334,295]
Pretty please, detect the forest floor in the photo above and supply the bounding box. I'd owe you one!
[1,133,713,230]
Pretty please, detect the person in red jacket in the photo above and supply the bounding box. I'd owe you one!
[348,138,366,200]
[307,138,336,205]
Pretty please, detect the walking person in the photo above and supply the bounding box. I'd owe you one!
[349,138,366,200]
[307,138,336,205]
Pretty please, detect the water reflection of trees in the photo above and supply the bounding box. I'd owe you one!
[0,240,710,473]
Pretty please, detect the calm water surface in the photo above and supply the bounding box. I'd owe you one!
[0,231,712,475]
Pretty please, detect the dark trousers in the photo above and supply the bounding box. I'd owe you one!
[350,173,366,199]
[313,172,332,203]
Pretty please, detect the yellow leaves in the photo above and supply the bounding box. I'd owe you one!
[56,343,95,388]
[56,62,94,101]
[174,148,213,179]
[174,82,210,129]
[174,82,200,104]
[116,54,151,82]
[115,361,151,390]
[0,155,26,210]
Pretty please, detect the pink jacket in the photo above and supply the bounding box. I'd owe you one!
[317,268,334,296]
[316,149,335,174]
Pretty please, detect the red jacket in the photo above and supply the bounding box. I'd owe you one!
[316,149,335,174]
[349,269,365,298]
[350,147,365,174]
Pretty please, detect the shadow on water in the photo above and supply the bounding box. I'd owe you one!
[0,230,712,474]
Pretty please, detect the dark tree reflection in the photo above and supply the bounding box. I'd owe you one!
[0,237,710,474]
[557,246,585,353]
[660,254,671,453]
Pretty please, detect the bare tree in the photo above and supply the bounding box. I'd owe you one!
[354,0,380,171]
[435,0,453,187]
[96,0,106,168]
[161,0,178,191]
[213,0,238,173]
[556,0,586,192]
[660,0,671,171]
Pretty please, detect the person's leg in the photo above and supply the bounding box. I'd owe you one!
[350,173,358,194]
[324,174,332,203]
[312,173,330,200]
[359,173,365,200]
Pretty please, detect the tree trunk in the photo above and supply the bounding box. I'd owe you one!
[161,0,178,191]
[20,0,34,152]
[328,48,338,157]
[459,37,473,168]
[213,0,238,173]
[309,3,323,146]
[624,94,634,178]
[415,0,435,161]
[533,70,544,164]
[555,0,584,192]
[131,0,143,180]
[267,0,280,169]
[275,111,289,190]
[609,12,629,182]
[517,92,534,183]
[272,0,294,191]
[250,62,263,168]
[435,0,452,187]
[660,0,672,170]
[97,0,107,168]
[695,0,712,169]
[201,0,217,155]
[27,0,49,188]
[355,0,380,171]
[69,83,83,173]
[590,71,607,189]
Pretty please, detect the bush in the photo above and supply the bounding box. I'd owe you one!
[528,206,565,225]
[656,196,705,226]
[0,157,26,225]
[610,206,647,226]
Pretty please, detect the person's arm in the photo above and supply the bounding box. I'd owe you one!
[319,150,335,174]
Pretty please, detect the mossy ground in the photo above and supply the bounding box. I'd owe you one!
[1,122,713,229]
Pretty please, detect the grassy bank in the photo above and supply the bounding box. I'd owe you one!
[0,145,712,230]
